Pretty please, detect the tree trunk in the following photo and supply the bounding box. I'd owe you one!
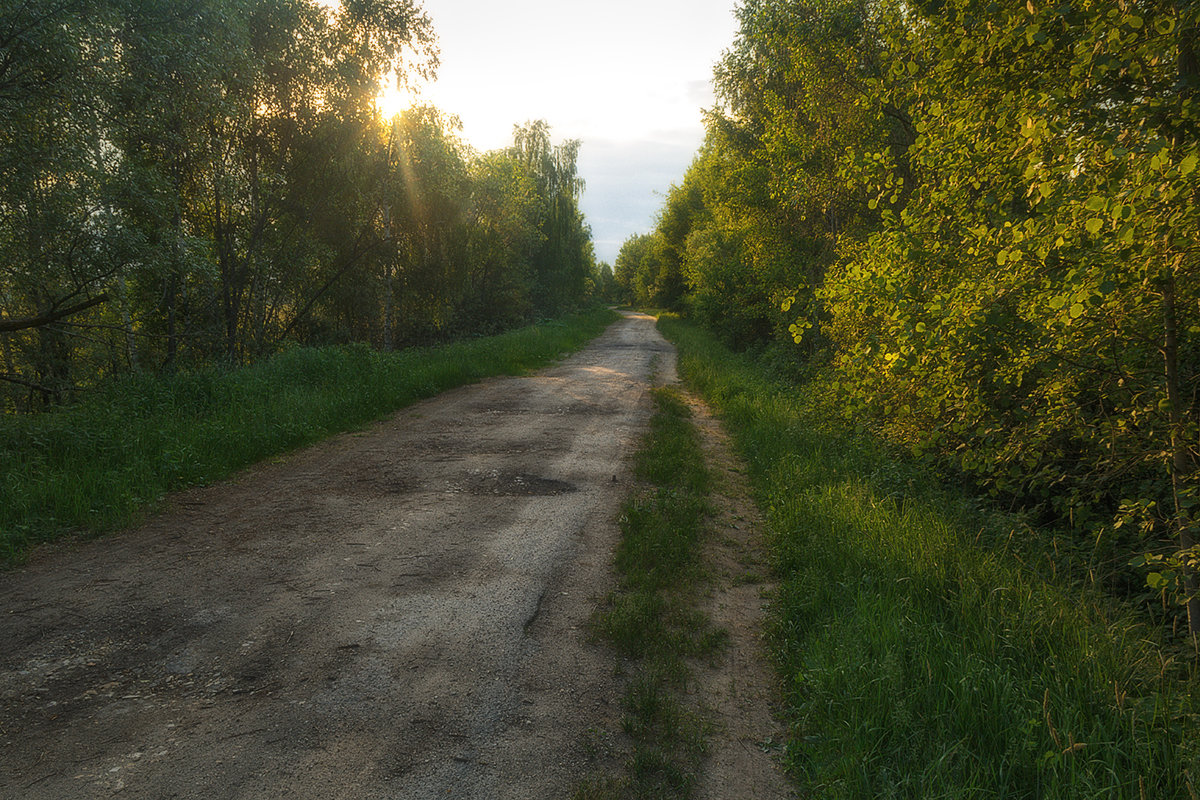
[163,272,178,372]
[163,199,184,372]
[382,261,395,350]
[1162,268,1200,638]
[118,278,138,372]
[382,198,395,350]
[35,319,70,406]
[1,329,16,411]
[1169,3,1200,640]
[214,169,241,364]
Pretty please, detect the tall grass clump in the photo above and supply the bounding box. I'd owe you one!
[0,307,618,563]
[586,387,722,800]
[657,315,1199,799]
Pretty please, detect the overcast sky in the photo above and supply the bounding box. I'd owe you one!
[393,0,742,264]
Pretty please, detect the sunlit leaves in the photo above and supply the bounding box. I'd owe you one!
[789,0,1200,605]
[647,0,1199,617]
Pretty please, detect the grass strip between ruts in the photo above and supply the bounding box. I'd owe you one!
[0,307,619,563]
[578,386,725,800]
[658,314,1200,800]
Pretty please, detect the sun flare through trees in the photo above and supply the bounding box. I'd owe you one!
[0,0,598,411]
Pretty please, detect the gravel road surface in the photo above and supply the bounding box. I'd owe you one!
[1,311,672,799]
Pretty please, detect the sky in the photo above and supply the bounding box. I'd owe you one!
[383,0,743,264]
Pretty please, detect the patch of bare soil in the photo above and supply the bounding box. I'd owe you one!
[684,395,795,800]
[0,312,671,800]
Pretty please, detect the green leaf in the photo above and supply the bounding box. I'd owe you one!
[1181,154,1198,176]
[1069,303,1085,319]
[1085,218,1103,235]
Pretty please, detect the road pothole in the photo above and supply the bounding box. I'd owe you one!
[456,470,577,496]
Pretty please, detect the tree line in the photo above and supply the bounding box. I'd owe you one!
[0,0,597,411]
[621,0,1200,632]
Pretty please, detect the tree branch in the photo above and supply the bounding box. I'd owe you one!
[278,233,385,342]
[0,372,53,394]
[0,294,109,333]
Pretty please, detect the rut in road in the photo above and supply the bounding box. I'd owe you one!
[1,312,670,799]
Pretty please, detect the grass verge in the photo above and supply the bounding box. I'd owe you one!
[658,315,1200,799]
[579,386,724,800]
[0,307,619,563]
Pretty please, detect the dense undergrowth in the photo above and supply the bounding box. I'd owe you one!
[580,387,723,800]
[659,315,1199,799]
[0,307,618,563]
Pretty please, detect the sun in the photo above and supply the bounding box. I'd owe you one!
[375,76,423,118]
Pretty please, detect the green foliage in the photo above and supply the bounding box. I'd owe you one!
[0,2,599,411]
[613,233,664,308]
[816,0,1199,607]
[594,261,619,304]
[645,0,1200,624]
[674,0,889,351]
[661,315,1200,799]
[0,307,617,562]
[460,149,542,329]
[509,120,597,317]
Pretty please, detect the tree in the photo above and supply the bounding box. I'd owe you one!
[509,120,594,316]
[0,1,599,413]
[646,0,1200,637]
[460,149,542,329]
[818,0,1200,625]
[0,0,129,404]
[613,233,658,307]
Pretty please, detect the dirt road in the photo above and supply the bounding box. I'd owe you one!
[1,312,675,799]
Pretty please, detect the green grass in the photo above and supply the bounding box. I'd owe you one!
[657,315,1200,800]
[584,387,723,800]
[0,307,619,563]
